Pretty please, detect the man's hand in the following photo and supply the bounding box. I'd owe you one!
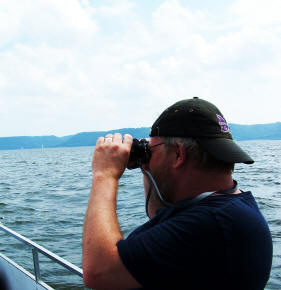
[92,133,133,180]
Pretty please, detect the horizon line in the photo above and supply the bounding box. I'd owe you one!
[0,121,280,139]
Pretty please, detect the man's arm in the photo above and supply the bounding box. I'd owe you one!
[82,133,141,290]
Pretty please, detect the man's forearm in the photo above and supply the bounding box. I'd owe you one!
[82,175,123,285]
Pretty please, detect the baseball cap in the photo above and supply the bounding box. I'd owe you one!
[149,97,254,164]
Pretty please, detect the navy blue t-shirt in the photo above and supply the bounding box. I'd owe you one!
[117,192,272,290]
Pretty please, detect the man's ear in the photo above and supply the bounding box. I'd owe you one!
[172,143,186,168]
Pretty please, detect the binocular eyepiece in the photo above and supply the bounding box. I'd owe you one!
[127,138,151,170]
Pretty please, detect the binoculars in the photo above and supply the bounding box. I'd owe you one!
[127,138,151,170]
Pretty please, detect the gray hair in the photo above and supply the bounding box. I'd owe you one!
[162,137,234,174]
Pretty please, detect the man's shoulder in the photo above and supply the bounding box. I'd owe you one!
[194,191,257,214]
[127,191,261,240]
[164,191,259,229]
[170,191,255,216]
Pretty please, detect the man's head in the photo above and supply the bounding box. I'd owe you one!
[149,97,254,165]
[142,97,254,216]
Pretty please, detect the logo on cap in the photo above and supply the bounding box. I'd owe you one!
[216,114,230,133]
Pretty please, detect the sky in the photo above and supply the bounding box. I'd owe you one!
[0,0,281,137]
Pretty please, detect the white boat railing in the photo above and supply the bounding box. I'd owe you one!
[0,223,83,286]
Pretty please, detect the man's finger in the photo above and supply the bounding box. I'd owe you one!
[123,134,133,146]
[96,136,105,145]
[104,134,113,143]
[113,133,122,143]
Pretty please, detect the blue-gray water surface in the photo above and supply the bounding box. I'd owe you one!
[0,140,280,289]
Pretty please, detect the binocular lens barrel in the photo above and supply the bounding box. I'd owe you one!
[127,138,150,170]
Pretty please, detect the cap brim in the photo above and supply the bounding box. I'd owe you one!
[197,138,254,164]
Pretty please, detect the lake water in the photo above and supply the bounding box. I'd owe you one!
[0,140,280,289]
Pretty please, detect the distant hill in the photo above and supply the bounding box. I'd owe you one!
[59,128,150,148]
[0,123,280,150]
[230,122,281,140]
[0,135,72,150]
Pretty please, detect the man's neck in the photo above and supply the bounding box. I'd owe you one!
[172,170,236,202]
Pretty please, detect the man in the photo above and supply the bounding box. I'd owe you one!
[83,97,272,290]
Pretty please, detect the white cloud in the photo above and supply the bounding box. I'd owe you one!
[152,0,208,38]
[96,0,135,17]
[0,0,98,49]
[0,6,20,47]
[0,0,281,137]
[229,0,281,27]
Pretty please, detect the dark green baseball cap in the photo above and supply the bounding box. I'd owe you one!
[149,97,254,164]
